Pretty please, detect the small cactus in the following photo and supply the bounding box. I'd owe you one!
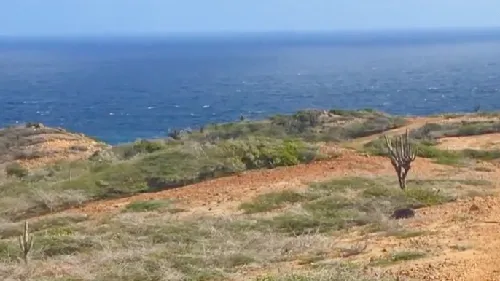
[18,221,34,264]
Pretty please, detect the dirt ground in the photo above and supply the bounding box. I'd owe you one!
[27,115,500,280]
[437,133,500,150]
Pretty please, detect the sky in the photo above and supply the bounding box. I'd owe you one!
[1,0,500,36]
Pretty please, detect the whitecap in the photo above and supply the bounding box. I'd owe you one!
[174,105,180,108]
[202,105,210,108]
[147,106,154,109]
[109,113,114,116]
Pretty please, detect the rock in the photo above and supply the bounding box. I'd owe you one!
[390,208,415,220]
[25,122,44,129]
[95,180,110,187]
[469,204,480,212]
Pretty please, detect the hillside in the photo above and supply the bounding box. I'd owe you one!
[0,123,108,170]
[1,109,500,280]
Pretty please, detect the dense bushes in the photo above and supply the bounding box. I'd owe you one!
[410,121,500,140]
[56,137,322,201]
[219,138,318,169]
[193,109,407,143]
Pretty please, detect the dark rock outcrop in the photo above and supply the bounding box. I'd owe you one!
[390,208,415,220]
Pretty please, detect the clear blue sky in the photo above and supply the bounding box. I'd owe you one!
[2,0,500,36]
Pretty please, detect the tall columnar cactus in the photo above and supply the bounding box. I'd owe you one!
[18,221,34,264]
[384,130,417,190]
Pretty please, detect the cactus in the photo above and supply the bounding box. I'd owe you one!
[384,130,417,190]
[18,221,34,264]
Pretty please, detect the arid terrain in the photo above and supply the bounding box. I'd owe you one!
[1,109,500,280]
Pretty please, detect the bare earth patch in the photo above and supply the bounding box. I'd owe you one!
[437,133,500,150]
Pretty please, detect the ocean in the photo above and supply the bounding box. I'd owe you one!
[1,30,500,144]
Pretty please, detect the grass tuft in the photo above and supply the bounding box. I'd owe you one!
[124,199,173,212]
[239,191,306,214]
[371,251,426,266]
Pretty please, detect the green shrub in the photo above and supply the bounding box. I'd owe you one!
[404,188,450,206]
[5,162,28,178]
[220,138,318,169]
[461,149,500,160]
[119,139,168,158]
[239,190,306,214]
[410,121,500,140]
[35,235,101,257]
[124,199,172,212]
[344,116,407,139]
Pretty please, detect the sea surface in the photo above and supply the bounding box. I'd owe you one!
[2,30,500,144]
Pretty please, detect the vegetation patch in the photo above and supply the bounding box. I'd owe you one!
[364,135,500,166]
[390,230,431,239]
[0,137,324,219]
[184,108,407,143]
[370,251,426,266]
[254,263,385,281]
[247,177,464,235]
[410,120,500,140]
[123,199,173,212]
[35,235,102,257]
[239,190,307,214]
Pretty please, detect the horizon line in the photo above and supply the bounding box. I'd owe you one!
[2,26,500,39]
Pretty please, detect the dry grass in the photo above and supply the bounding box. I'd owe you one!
[0,174,491,281]
[0,212,349,281]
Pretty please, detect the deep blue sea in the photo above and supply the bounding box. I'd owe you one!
[2,30,500,144]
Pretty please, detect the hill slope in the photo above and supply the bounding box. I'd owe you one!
[1,110,500,280]
[0,123,108,170]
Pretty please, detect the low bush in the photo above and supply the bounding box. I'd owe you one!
[5,163,28,178]
[410,121,500,140]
